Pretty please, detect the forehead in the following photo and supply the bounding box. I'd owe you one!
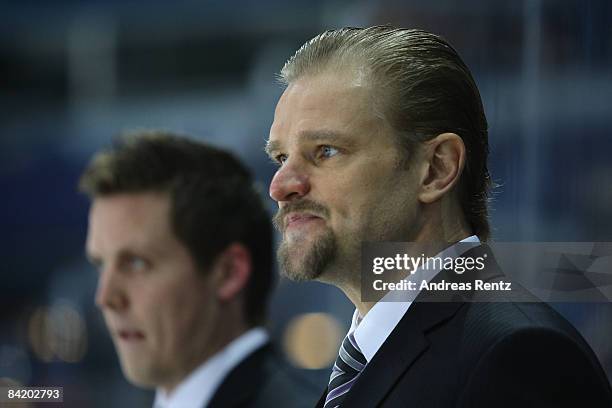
[268,72,383,148]
[86,192,173,254]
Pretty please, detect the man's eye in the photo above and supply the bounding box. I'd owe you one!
[122,257,148,273]
[131,258,147,270]
[320,146,339,158]
[274,154,288,165]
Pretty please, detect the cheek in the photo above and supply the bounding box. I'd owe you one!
[343,177,412,230]
[158,283,214,343]
[319,176,353,226]
[316,158,402,225]
[133,283,185,332]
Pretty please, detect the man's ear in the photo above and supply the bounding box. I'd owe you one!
[213,243,252,302]
[418,133,466,204]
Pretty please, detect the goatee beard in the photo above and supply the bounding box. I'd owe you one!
[273,199,335,281]
[277,227,337,281]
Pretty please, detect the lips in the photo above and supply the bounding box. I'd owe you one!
[117,329,145,341]
[285,213,322,229]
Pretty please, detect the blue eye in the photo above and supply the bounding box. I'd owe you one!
[130,258,147,271]
[321,146,339,158]
[274,154,288,166]
[121,256,149,273]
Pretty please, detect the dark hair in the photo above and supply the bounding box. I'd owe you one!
[280,26,491,240]
[79,130,273,326]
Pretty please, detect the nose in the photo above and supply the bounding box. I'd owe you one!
[95,266,128,312]
[269,161,311,202]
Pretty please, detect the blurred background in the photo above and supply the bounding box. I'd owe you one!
[1,0,611,406]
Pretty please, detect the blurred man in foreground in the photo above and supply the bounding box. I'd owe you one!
[266,26,612,407]
[81,131,317,408]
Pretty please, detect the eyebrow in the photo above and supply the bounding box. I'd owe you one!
[85,248,151,268]
[265,130,354,157]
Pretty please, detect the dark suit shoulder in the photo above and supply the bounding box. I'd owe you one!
[456,299,576,346]
[453,301,598,369]
[208,343,319,408]
[406,301,612,407]
[252,347,320,408]
[457,322,612,407]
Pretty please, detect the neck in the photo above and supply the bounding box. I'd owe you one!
[338,221,473,317]
[160,313,249,395]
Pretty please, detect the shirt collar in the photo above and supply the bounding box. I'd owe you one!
[352,235,480,362]
[153,327,269,408]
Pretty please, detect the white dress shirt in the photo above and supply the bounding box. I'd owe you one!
[352,236,480,362]
[153,327,269,408]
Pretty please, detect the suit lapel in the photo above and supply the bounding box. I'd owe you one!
[315,390,326,408]
[314,307,434,408]
[339,300,463,408]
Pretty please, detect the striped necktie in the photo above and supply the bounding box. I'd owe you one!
[324,331,367,408]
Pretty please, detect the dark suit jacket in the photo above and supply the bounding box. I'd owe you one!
[316,245,612,407]
[208,342,319,408]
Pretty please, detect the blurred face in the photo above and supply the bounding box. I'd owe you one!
[86,192,217,391]
[268,72,422,283]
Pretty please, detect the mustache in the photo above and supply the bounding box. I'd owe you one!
[273,200,330,232]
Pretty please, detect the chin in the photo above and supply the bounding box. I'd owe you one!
[278,234,336,282]
[281,265,322,282]
[120,361,158,389]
